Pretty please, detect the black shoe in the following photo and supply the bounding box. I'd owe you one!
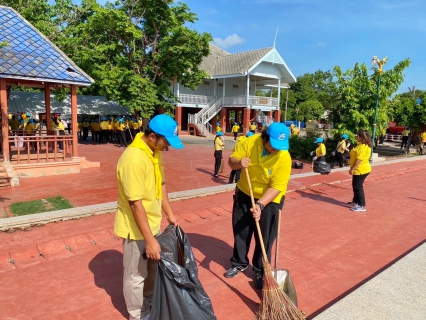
[224,265,248,278]
[255,272,264,290]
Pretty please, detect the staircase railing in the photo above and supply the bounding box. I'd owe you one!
[200,97,223,125]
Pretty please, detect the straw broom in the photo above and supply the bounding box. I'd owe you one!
[245,168,305,320]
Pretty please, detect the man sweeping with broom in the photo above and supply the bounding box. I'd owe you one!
[225,122,305,319]
[224,122,291,288]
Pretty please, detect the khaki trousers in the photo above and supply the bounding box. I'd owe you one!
[123,236,158,320]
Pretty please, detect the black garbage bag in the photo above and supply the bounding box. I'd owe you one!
[313,160,331,174]
[292,161,304,169]
[150,225,216,320]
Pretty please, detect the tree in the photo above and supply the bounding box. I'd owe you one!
[59,0,211,118]
[294,99,324,122]
[329,58,411,142]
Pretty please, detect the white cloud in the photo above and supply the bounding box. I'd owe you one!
[213,33,245,49]
[310,42,326,48]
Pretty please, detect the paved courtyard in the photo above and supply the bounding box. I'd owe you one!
[0,139,425,319]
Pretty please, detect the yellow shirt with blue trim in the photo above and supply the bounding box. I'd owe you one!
[231,135,291,203]
[114,135,165,240]
[349,143,371,175]
[316,143,326,157]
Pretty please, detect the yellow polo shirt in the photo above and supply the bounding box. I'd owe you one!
[114,135,165,240]
[231,135,291,203]
[100,121,109,130]
[10,120,20,130]
[349,143,371,175]
[232,125,240,133]
[316,143,326,157]
[337,140,347,153]
[214,137,224,151]
[93,122,100,131]
[250,124,256,131]
[216,126,222,132]
[421,132,426,142]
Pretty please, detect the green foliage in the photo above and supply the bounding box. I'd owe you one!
[330,58,411,141]
[288,135,317,159]
[8,0,211,118]
[389,90,426,131]
[295,99,324,122]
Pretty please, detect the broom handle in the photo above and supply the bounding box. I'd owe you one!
[245,168,268,261]
[274,209,282,270]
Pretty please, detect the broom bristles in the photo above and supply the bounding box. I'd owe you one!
[256,259,305,320]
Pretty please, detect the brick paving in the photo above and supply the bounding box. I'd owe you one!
[0,141,425,319]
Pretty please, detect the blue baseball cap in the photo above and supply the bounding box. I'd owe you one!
[216,131,224,136]
[342,134,348,139]
[149,114,183,149]
[246,132,254,137]
[266,122,290,150]
[119,118,124,123]
[314,137,324,144]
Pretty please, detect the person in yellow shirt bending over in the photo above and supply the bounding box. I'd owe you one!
[347,129,372,212]
[312,137,326,161]
[114,114,183,320]
[231,122,240,142]
[224,122,292,290]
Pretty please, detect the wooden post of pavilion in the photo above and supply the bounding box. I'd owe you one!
[1,79,9,162]
[70,85,78,157]
[44,83,51,131]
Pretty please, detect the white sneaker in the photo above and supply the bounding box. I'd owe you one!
[351,205,366,212]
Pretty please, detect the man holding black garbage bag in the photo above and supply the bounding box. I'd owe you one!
[114,114,182,320]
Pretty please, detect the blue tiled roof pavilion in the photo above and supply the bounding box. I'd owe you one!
[0,6,94,87]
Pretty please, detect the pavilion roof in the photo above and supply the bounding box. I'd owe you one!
[0,6,94,87]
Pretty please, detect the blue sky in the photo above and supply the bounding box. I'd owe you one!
[69,0,425,92]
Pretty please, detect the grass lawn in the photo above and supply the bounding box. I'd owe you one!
[9,196,73,216]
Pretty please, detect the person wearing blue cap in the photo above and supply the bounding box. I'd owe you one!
[114,114,183,320]
[216,121,222,134]
[228,132,254,184]
[213,131,225,177]
[331,134,350,169]
[224,122,292,290]
[250,122,257,133]
[311,137,326,162]
[100,116,109,144]
[117,118,128,148]
[231,122,240,142]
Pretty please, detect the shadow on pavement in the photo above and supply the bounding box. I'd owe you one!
[0,197,10,203]
[295,190,349,208]
[407,196,426,202]
[187,232,260,314]
[196,168,229,184]
[88,250,127,319]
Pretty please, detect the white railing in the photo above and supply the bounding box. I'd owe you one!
[385,134,402,143]
[223,95,279,107]
[200,97,223,125]
[223,95,246,105]
[179,94,213,105]
[249,96,279,107]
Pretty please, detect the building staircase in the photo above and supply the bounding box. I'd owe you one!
[189,97,223,137]
[0,164,11,188]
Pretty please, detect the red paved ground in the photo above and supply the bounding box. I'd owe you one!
[0,142,312,209]
[0,158,425,319]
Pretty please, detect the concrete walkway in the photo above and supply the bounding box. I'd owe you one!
[313,242,426,320]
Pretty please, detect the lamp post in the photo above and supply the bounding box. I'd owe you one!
[370,56,387,162]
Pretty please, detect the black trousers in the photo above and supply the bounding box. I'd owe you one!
[401,136,408,149]
[94,131,100,143]
[229,169,241,183]
[331,151,344,168]
[352,173,369,207]
[100,130,108,143]
[230,188,282,273]
[233,132,238,140]
[58,130,65,150]
[82,127,89,141]
[214,150,222,175]
[119,131,128,147]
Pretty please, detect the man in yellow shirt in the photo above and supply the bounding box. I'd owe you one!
[213,131,225,177]
[9,115,20,131]
[250,122,257,133]
[231,122,240,142]
[312,137,326,161]
[117,118,128,148]
[92,120,100,143]
[114,114,183,320]
[82,119,90,141]
[100,117,109,144]
[422,131,426,148]
[225,122,292,290]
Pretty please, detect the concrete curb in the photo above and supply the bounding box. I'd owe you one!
[1,156,425,231]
